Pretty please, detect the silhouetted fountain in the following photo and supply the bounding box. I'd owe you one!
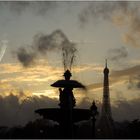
[35,70,96,138]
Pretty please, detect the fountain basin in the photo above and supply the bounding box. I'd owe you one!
[35,108,91,123]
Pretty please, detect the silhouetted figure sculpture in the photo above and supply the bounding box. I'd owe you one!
[59,87,76,109]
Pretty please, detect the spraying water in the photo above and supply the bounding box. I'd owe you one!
[0,39,8,62]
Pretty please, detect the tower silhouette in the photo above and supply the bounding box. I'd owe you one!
[96,60,114,138]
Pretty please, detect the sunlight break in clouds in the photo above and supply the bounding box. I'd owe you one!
[0,59,102,100]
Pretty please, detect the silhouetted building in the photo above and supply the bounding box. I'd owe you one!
[96,60,115,138]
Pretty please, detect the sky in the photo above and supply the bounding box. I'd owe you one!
[0,1,140,126]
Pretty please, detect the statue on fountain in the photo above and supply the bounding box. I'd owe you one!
[58,70,76,109]
[51,69,85,109]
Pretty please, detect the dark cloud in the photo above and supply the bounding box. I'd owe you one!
[107,46,128,62]
[0,1,57,16]
[111,65,140,77]
[112,98,140,121]
[79,1,140,48]
[128,75,140,90]
[0,93,58,127]
[77,96,140,122]
[17,30,77,70]
[0,92,140,127]
[110,65,140,90]
[87,64,140,91]
[33,30,77,70]
[17,48,36,67]
[77,97,91,109]
[79,1,130,25]
[87,82,102,91]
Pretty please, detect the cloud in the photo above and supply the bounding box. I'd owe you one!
[17,48,36,67]
[128,75,140,90]
[0,1,57,16]
[0,61,62,97]
[79,1,129,25]
[0,93,58,127]
[122,32,140,48]
[73,64,103,74]
[0,61,99,98]
[0,91,139,127]
[0,91,91,127]
[77,96,92,109]
[111,65,140,77]
[79,1,140,48]
[107,46,128,62]
[75,96,140,122]
[87,64,140,91]
[1,61,140,124]
[17,29,77,71]
[112,98,140,121]
[87,82,102,91]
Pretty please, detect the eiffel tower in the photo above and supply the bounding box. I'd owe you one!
[96,60,115,138]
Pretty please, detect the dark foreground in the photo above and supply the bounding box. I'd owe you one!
[0,118,140,139]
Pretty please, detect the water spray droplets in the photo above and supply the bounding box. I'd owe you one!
[0,39,8,62]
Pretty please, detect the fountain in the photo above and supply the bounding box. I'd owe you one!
[35,70,95,138]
